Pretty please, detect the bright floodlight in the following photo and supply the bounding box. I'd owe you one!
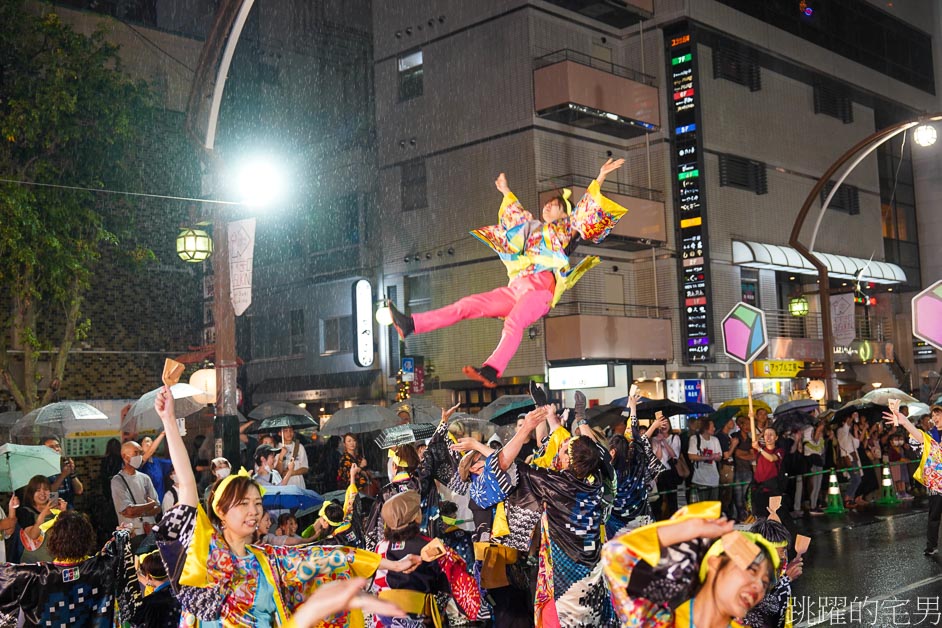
[376,306,393,326]
[235,157,286,207]
[913,124,937,147]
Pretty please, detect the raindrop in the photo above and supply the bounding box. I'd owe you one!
[428,19,434,27]
[396,31,402,38]
[425,253,431,259]
[438,16,445,23]
[409,138,416,146]
[413,255,421,262]
[447,248,455,255]
[405,27,412,35]
[404,256,410,263]
[399,140,406,149]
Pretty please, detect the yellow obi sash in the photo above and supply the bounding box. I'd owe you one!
[378,589,442,628]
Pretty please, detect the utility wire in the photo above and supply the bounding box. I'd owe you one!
[0,177,238,205]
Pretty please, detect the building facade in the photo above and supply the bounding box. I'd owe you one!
[372,0,942,409]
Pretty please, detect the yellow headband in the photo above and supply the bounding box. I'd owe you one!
[698,531,781,583]
[318,500,343,527]
[561,188,573,214]
[210,467,265,518]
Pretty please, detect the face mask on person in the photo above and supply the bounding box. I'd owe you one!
[129,455,143,469]
[216,467,231,479]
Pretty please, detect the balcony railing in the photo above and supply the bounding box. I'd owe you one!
[765,309,894,343]
[534,49,657,87]
[550,300,670,319]
[542,0,653,28]
[539,173,663,203]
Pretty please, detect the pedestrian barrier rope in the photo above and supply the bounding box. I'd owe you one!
[648,459,917,497]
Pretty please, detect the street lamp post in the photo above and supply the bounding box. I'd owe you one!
[790,113,942,404]
[185,0,257,466]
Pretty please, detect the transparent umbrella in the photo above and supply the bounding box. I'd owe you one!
[248,401,313,421]
[395,398,442,423]
[13,401,111,443]
[374,423,438,449]
[320,405,401,436]
[123,384,207,434]
[860,387,919,407]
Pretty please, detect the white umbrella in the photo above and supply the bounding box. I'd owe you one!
[860,387,919,407]
[248,400,314,421]
[906,402,931,418]
[123,383,206,434]
[13,401,111,443]
[320,405,401,436]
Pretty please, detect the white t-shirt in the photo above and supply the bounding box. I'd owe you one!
[254,467,284,487]
[0,506,7,563]
[689,434,721,487]
[281,441,308,489]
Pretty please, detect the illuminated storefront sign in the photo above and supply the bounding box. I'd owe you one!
[666,25,712,364]
[752,360,805,378]
[352,279,374,367]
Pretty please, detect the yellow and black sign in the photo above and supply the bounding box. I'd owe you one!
[752,360,804,378]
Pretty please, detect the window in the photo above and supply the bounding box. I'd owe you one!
[713,0,934,94]
[813,80,853,123]
[712,46,761,91]
[320,316,353,354]
[740,268,759,306]
[718,153,767,195]
[398,50,423,100]
[401,160,427,211]
[290,309,305,354]
[821,181,860,215]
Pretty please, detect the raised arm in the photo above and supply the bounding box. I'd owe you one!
[142,431,166,464]
[154,386,198,508]
[596,158,625,186]
[498,407,546,470]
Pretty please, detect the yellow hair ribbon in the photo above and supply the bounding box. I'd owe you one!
[387,448,404,467]
[318,501,343,527]
[561,188,573,214]
[210,467,264,517]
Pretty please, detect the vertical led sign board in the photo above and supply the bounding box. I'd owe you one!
[666,26,713,364]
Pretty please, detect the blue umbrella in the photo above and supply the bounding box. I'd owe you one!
[683,402,717,416]
[261,484,323,512]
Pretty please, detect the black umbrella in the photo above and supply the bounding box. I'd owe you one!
[612,396,689,419]
[832,400,886,424]
[246,414,319,434]
[585,403,627,429]
[771,411,817,433]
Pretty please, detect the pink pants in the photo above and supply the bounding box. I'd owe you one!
[412,271,555,376]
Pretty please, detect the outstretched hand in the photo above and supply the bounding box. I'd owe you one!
[597,158,625,182]
[289,578,406,626]
[441,403,461,424]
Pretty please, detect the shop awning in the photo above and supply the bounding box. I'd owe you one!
[732,241,906,285]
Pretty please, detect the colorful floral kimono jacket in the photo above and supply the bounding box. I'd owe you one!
[155,504,382,628]
[472,180,629,306]
[601,502,748,628]
[913,430,942,495]
[469,436,616,627]
[607,416,663,538]
[0,530,139,627]
[366,419,458,549]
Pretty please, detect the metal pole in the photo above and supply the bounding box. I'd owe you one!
[789,114,942,404]
[186,0,257,467]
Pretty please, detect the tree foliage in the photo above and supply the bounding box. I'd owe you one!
[0,0,169,410]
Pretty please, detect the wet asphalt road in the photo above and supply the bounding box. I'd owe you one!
[784,500,941,627]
